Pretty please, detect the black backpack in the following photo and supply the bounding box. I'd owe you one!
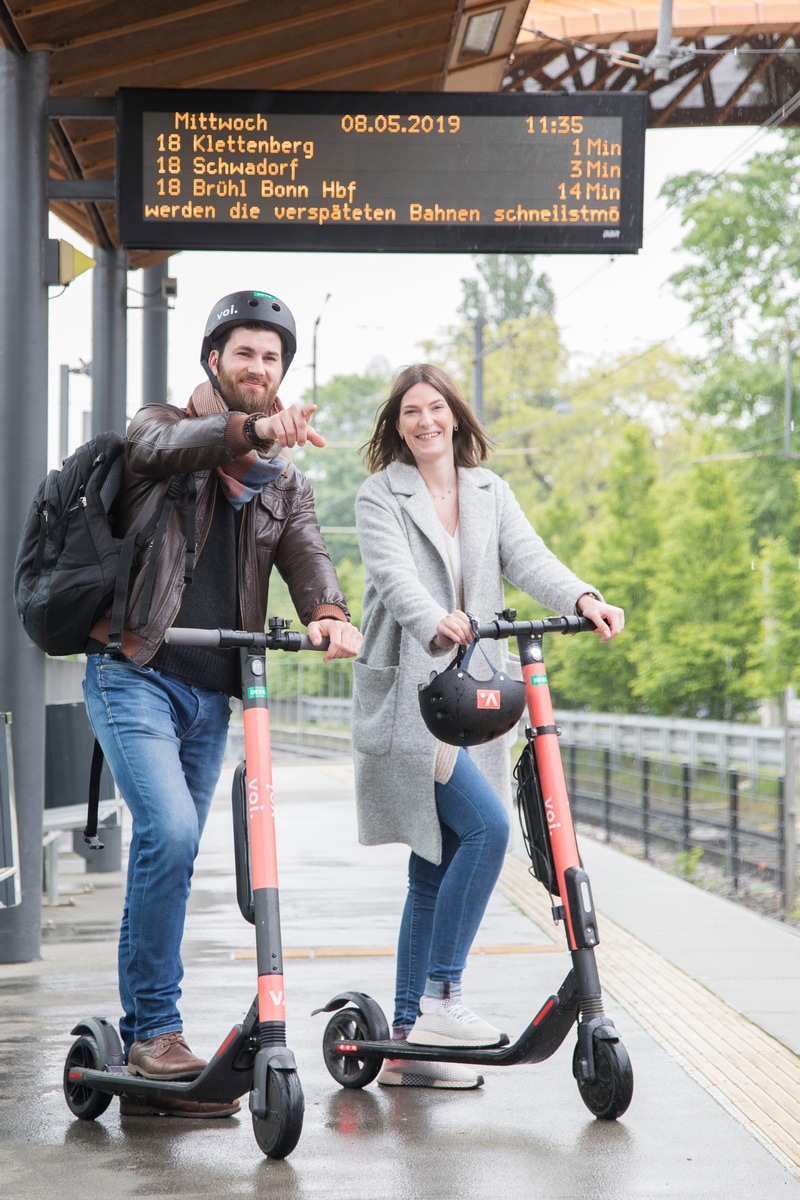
[13,430,195,844]
[14,430,194,656]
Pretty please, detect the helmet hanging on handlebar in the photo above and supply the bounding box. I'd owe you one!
[418,638,527,747]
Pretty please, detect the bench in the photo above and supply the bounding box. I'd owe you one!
[42,799,124,906]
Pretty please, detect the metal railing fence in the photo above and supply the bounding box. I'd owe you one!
[562,745,789,907]
[223,659,797,913]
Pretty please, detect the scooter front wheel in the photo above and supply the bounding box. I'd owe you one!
[252,1067,304,1159]
[323,1006,387,1089]
[63,1035,114,1120]
[573,1037,634,1119]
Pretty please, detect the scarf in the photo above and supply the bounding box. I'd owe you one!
[186,381,286,510]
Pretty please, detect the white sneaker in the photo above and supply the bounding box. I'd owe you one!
[406,996,506,1048]
[376,1056,483,1089]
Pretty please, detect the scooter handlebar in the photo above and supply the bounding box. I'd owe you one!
[164,627,330,652]
[164,628,222,648]
[475,614,596,640]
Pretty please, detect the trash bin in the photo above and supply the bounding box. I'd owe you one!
[45,703,121,872]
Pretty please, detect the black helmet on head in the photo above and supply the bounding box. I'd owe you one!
[200,290,297,386]
[418,641,526,747]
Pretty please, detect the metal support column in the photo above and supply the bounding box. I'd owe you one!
[0,47,49,962]
[92,246,128,434]
[472,312,485,423]
[142,259,170,406]
[783,690,798,916]
[653,0,674,80]
[59,363,70,462]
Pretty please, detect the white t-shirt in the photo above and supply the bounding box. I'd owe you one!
[444,522,463,607]
[434,522,464,786]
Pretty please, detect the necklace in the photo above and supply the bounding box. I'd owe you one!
[427,480,457,501]
[438,494,459,534]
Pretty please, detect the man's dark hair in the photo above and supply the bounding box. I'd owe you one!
[210,320,287,359]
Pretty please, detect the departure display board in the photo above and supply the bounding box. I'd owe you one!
[117,89,646,254]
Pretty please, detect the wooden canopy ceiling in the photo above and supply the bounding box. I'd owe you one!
[0,0,527,262]
[1,0,798,264]
[509,3,800,129]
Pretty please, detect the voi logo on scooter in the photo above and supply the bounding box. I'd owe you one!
[544,793,561,832]
[248,776,275,818]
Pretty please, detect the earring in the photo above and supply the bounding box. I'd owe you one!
[453,425,459,432]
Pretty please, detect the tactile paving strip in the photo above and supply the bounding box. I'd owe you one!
[498,853,800,1178]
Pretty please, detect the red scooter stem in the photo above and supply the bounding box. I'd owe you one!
[165,625,329,1030]
[521,644,582,949]
[476,614,596,952]
[242,692,278,891]
[241,664,285,1026]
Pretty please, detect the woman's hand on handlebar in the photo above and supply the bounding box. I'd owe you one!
[432,609,475,649]
[576,594,625,642]
[307,618,363,661]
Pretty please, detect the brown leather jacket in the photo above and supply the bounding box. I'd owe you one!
[89,401,349,663]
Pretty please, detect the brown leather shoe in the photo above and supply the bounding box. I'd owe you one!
[127,1032,207,1080]
[120,1094,239,1119]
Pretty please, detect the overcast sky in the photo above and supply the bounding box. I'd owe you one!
[47,122,777,463]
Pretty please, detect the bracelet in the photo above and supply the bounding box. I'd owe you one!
[576,591,601,614]
[243,412,272,448]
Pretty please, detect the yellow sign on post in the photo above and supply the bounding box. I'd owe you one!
[44,238,96,286]
[58,241,95,285]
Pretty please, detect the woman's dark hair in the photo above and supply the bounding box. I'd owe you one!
[361,363,491,474]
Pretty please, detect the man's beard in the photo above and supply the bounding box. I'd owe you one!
[215,363,279,415]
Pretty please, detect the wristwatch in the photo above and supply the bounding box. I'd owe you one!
[243,412,272,448]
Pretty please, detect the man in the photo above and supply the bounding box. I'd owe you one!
[84,290,360,1118]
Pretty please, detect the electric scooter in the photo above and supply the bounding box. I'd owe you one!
[62,618,326,1159]
[315,612,634,1120]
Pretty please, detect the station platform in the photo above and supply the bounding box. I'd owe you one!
[1,755,798,1199]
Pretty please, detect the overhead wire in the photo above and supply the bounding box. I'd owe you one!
[479,84,800,446]
[519,26,800,68]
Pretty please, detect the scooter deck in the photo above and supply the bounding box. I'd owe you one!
[67,1015,260,1104]
[333,974,581,1068]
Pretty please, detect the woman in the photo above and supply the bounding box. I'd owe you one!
[353,364,624,1089]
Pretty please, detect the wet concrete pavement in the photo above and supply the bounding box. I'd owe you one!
[1,755,799,1199]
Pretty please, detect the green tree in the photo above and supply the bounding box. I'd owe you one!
[266,370,387,627]
[760,530,800,699]
[294,371,387,518]
[629,451,763,719]
[421,309,573,541]
[552,423,661,712]
[458,253,554,324]
[293,369,389,564]
[660,130,800,353]
[660,131,800,553]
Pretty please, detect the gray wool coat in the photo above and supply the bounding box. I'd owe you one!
[352,461,600,866]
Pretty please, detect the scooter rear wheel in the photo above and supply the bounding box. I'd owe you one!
[63,1035,114,1120]
[252,1068,304,1159]
[573,1037,633,1119]
[323,1007,387,1089]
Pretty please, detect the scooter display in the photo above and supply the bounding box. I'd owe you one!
[62,618,325,1159]
[315,612,634,1120]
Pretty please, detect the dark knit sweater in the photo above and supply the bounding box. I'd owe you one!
[148,486,242,696]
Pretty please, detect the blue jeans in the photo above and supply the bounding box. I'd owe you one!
[393,749,510,1031]
[83,655,230,1051]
